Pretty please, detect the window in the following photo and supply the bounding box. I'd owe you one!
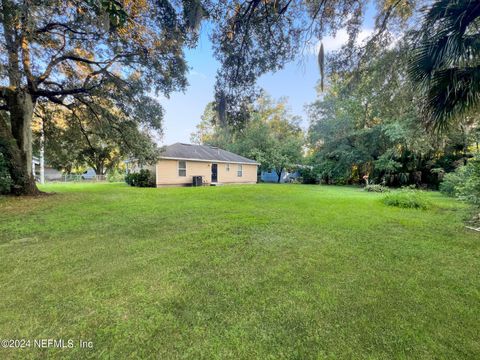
[226,163,230,172]
[178,161,186,177]
[237,164,243,177]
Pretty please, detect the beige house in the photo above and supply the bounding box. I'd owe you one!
[155,143,259,187]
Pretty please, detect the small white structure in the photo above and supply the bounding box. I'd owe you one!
[32,156,63,182]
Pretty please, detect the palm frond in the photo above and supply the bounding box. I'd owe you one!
[424,66,480,130]
[408,0,480,129]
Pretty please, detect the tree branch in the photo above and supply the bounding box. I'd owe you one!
[35,22,90,36]
[37,52,132,87]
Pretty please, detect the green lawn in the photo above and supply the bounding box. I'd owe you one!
[0,183,479,359]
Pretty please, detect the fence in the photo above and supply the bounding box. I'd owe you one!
[62,174,107,182]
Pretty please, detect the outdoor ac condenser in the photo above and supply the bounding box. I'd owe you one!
[192,176,202,187]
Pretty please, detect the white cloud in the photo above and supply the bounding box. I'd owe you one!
[190,70,207,79]
[309,28,374,54]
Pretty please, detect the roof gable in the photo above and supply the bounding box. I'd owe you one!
[159,143,259,164]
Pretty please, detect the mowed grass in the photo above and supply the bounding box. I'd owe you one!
[0,183,479,359]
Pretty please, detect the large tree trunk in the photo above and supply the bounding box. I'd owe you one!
[0,1,40,195]
[96,161,105,176]
[0,90,39,195]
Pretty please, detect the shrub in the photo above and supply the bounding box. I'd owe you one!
[0,152,12,194]
[298,167,319,184]
[382,189,429,209]
[364,184,390,193]
[107,169,125,183]
[125,169,155,187]
[439,171,462,196]
[137,169,155,187]
[124,172,134,186]
[440,155,480,204]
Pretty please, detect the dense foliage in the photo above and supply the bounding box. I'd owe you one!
[306,39,478,187]
[0,152,12,194]
[440,155,480,204]
[209,0,417,126]
[192,95,304,182]
[125,170,155,188]
[32,99,159,175]
[107,169,125,183]
[0,0,476,195]
[298,167,319,185]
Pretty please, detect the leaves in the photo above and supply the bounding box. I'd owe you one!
[193,94,304,177]
[408,0,480,130]
[210,0,410,125]
[307,40,475,186]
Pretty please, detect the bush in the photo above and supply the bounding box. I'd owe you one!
[0,152,12,194]
[382,189,429,209]
[124,172,134,186]
[125,169,155,187]
[298,167,318,184]
[107,169,125,183]
[364,184,390,193]
[439,171,462,196]
[440,155,480,204]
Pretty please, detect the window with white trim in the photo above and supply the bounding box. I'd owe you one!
[178,161,186,176]
[237,164,243,177]
[226,163,230,172]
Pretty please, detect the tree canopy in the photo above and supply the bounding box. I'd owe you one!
[209,0,417,125]
[1,0,474,194]
[192,94,304,182]
[307,36,478,186]
[33,98,160,175]
[0,0,198,194]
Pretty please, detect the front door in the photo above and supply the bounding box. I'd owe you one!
[211,163,218,183]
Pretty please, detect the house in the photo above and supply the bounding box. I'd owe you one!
[154,143,259,187]
[124,159,156,174]
[261,169,301,183]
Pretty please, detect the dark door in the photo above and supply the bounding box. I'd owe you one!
[211,164,218,183]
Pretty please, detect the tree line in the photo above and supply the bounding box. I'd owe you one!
[0,0,478,194]
[192,0,479,187]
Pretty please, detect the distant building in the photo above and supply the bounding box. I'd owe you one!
[124,159,156,174]
[260,169,301,183]
[32,156,63,181]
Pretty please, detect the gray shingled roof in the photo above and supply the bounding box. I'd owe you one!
[159,143,259,164]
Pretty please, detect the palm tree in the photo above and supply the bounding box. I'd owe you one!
[408,0,480,130]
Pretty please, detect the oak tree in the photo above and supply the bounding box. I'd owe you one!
[0,0,196,194]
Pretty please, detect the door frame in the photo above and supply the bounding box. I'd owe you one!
[211,163,218,183]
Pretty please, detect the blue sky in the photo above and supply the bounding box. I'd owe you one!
[159,5,376,145]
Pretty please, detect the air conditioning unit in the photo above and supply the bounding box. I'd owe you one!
[192,176,203,187]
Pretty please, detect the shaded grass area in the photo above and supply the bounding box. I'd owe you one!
[0,183,479,359]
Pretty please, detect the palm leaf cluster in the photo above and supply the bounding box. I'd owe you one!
[409,0,480,130]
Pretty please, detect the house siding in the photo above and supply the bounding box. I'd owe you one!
[156,159,257,186]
